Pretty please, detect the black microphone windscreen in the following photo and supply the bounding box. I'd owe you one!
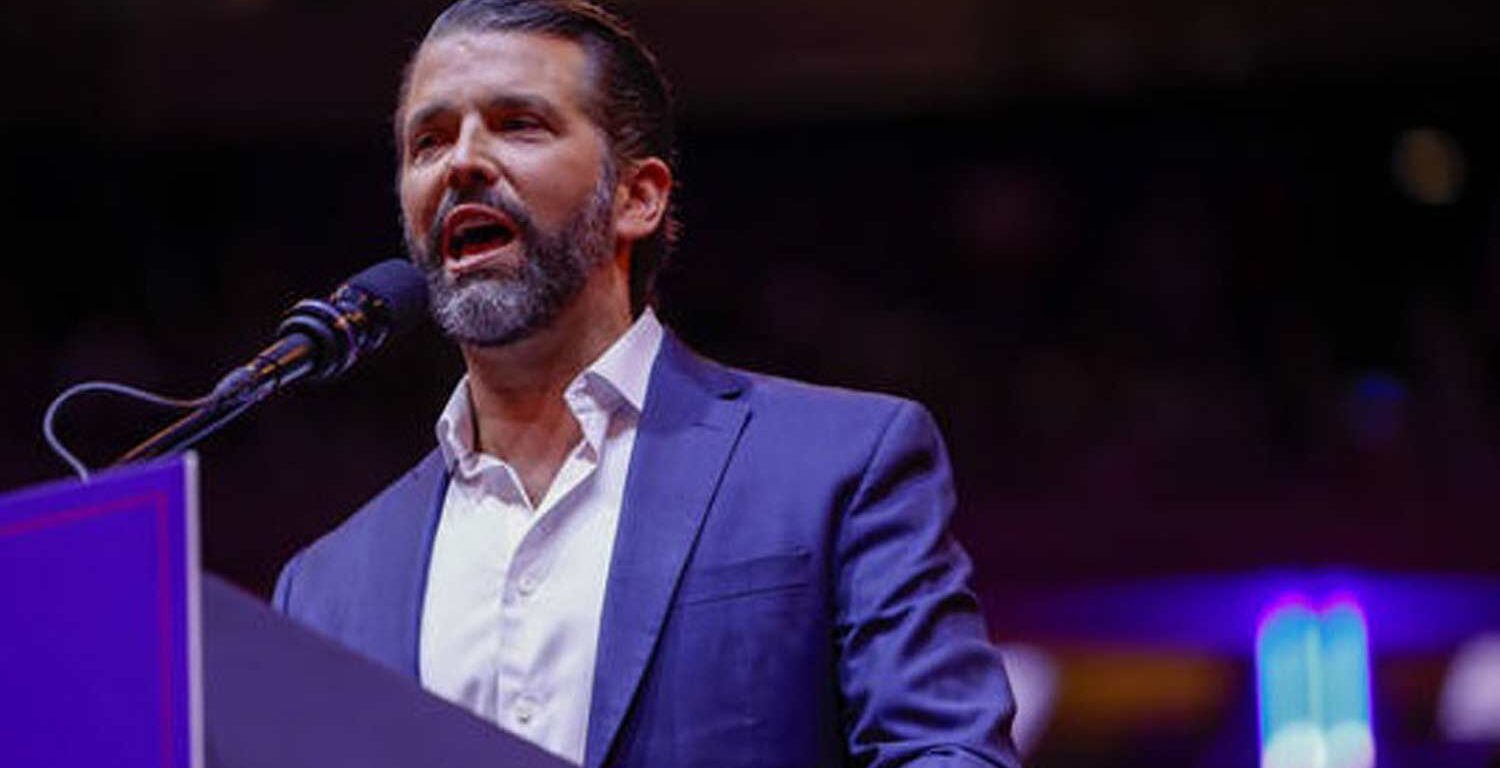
[346,259,429,334]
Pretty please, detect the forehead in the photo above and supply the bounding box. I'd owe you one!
[402,31,596,120]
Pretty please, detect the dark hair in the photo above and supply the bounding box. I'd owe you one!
[401,0,678,313]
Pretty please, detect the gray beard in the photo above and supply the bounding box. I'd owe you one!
[406,171,615,348]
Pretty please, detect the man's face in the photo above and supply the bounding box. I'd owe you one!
[398,31,617,347]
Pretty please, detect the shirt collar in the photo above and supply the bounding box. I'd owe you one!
[584,306,662,414]
[434,308,665,473]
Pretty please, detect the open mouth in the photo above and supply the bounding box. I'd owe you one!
[440,204,520,273]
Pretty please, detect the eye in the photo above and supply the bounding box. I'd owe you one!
[411,133,437,151]
[498,114,548,135]
[407,131,447,162]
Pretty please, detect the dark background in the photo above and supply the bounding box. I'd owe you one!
[3,1,1497,764]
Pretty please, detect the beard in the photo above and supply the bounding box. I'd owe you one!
[405,166,615,348]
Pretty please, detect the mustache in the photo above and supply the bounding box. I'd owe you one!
[420,186,536,266]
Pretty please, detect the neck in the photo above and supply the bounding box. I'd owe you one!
[458,257,632,503]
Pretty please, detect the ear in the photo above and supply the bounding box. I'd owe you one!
[613,156,672,245]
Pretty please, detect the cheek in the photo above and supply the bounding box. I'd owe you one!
[399,174,438,238]
[521,156,608,227]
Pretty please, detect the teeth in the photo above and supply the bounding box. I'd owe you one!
[448,219,512,256]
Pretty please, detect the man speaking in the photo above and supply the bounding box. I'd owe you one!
[272,1,1021,766]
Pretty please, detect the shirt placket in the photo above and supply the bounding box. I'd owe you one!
[492,380,613,739]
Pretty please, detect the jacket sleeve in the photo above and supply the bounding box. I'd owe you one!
[272,549,304,615]
[834,400,1023,768]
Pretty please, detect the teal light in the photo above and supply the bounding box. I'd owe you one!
[1256,596,1374,768]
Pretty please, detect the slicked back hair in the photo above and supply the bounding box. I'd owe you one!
[400,0,678,313]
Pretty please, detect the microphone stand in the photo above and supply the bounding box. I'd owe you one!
[110,332,326,467]
[110,296,351,468]
[111,397,257,466]
[111,345,315,466]
[101,261,413,469]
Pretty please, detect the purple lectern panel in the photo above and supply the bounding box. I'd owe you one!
[0,456,200,768]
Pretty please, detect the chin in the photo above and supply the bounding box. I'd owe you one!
[434,283,547,348]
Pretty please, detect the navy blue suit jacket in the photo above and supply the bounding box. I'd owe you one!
[274,333,1020,768]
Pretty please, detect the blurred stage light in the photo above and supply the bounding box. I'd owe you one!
[1257,597,1374,768]
[1346,372,1407,450]
[998,643,1060,757]
[1392,127,1466,206]
[1438,633,1500,742]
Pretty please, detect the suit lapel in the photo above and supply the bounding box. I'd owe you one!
[584,335,748,768]
[361,449,449,677]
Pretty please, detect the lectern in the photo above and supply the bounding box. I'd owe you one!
[0,457,568,768]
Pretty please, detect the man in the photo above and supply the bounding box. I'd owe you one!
[273,1,1021,766]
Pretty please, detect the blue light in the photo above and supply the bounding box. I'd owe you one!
[1256,597,1375,768]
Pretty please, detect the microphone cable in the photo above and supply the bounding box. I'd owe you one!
[42,381,221,483]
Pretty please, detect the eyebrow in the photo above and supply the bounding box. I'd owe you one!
[403,93,566,137]
[403,100,453,137]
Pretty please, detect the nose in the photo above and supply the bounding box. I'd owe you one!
[445,116,499,191]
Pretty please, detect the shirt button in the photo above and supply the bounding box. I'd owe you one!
[517,573,540,597]
[515,696,539,724]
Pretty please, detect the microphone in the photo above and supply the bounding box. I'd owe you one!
[108,260,428,467]
[209,259,429,406]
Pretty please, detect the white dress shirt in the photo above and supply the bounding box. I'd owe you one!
[419,309,664,765]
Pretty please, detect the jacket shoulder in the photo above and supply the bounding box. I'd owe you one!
[700,362,948,486]
[736,366,932,436]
